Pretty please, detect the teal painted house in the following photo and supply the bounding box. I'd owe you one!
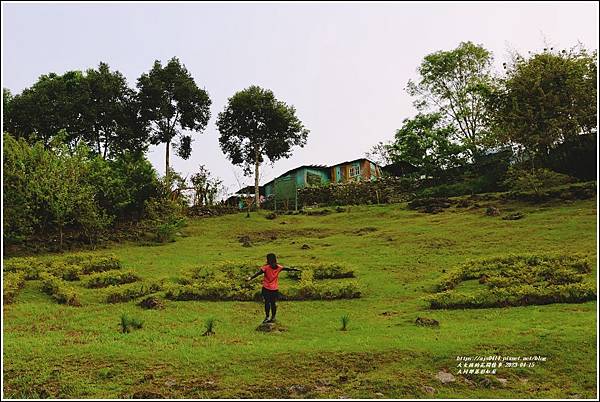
[263,158,382,204]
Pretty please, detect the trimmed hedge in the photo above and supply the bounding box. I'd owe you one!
[297,176,419,208]
[285,263,355,280]
[501,181,596,203]
[83,270,140,288]
[39,273,82,306]
[168,260,361,302]
[430,283,596,309]
[4,254,122,281]
[3,272,26,304]
[105,282,163,303]
[429,254,595,309]
[164,280,361,302]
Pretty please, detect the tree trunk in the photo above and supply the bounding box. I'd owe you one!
[254,147,260,210]
[165,140,171,187]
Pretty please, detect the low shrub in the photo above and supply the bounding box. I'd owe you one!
[286,263,355,280]
[340,314,350,331]
[502,167,575,194]
[4,254,122,282]
[84,271,140,288]
[3,257,45,280]
[119,313,143,333]
[39,273,82,306]
[105,282,163,303]
[502,181,596,203]
[429,282,596,309]
[3,272,26,304]
[203,317,217,336]
[429,254,595,309]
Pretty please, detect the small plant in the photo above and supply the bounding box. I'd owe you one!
[119,313,143,333]
[340,314,350,331]
[202,317,217,336]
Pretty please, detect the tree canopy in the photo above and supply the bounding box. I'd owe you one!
[216,85,309,207]
[137,57,212,182]
[407,41,494,159]
[487,45,597,166]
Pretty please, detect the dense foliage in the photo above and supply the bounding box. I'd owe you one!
[428,254,595,309]
[3,133,165,250]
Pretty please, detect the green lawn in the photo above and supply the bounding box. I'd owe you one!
[3,197,597,398]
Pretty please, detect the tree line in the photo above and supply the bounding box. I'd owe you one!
[368,41,597,188]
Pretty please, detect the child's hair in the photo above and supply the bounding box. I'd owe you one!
[266,253,277,269]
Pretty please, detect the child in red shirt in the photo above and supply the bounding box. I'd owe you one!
[246,253,300,323]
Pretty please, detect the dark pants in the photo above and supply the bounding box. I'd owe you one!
[262,287,279,319]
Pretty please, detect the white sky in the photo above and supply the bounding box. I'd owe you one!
[2,1,598,196]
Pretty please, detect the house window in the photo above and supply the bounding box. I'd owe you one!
[349,164,360,177]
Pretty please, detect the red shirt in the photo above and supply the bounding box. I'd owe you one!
[261,264,283,290]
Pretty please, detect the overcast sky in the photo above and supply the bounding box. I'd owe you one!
[3,1,598,196]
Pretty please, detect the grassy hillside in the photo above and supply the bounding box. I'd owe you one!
[3,196,597,398]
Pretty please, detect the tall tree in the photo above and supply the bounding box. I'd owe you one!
[5,71,89,148]
[216,85,309,208]
[407,41,494,159]
[387,113,466,178]
[83,62,149,158]
[137,57,211,183]
[488,45,597,168]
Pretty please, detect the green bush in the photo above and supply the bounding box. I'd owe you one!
[3,272,26,304]
[39,273,82,306]
[105,282,163,303]
[4,254,122,282]
[429,283,596,309]
[83,270,140,288]
[502,167,575,194]
[502,181,596,203]
[119,313,143,333]
[143,196,187,243]
[429,254,595,309]
[286,263,355,280]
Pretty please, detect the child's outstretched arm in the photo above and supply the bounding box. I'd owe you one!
[246,270,264,281]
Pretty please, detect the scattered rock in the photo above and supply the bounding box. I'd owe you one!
[265,212,277,220]
[256,322,286,333]
[335,206,346,213]
[422,386,436,394]
[496,378,508,387]
[456,199,472,208]
[375,392,384,397]
[416,317,440,327]
[485,206,501,216]
[408,197,455,213]
[502,212,524,220]
[306,209,331,216]
[354,227,378,235]
[478,377,493,388]
[288,384,310,394]
[380,311,398,317]
[138,296,164,310]
[238,235,252,247]
[132,390,165,399]
[300,244,311,250]
[435,371,455,384]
